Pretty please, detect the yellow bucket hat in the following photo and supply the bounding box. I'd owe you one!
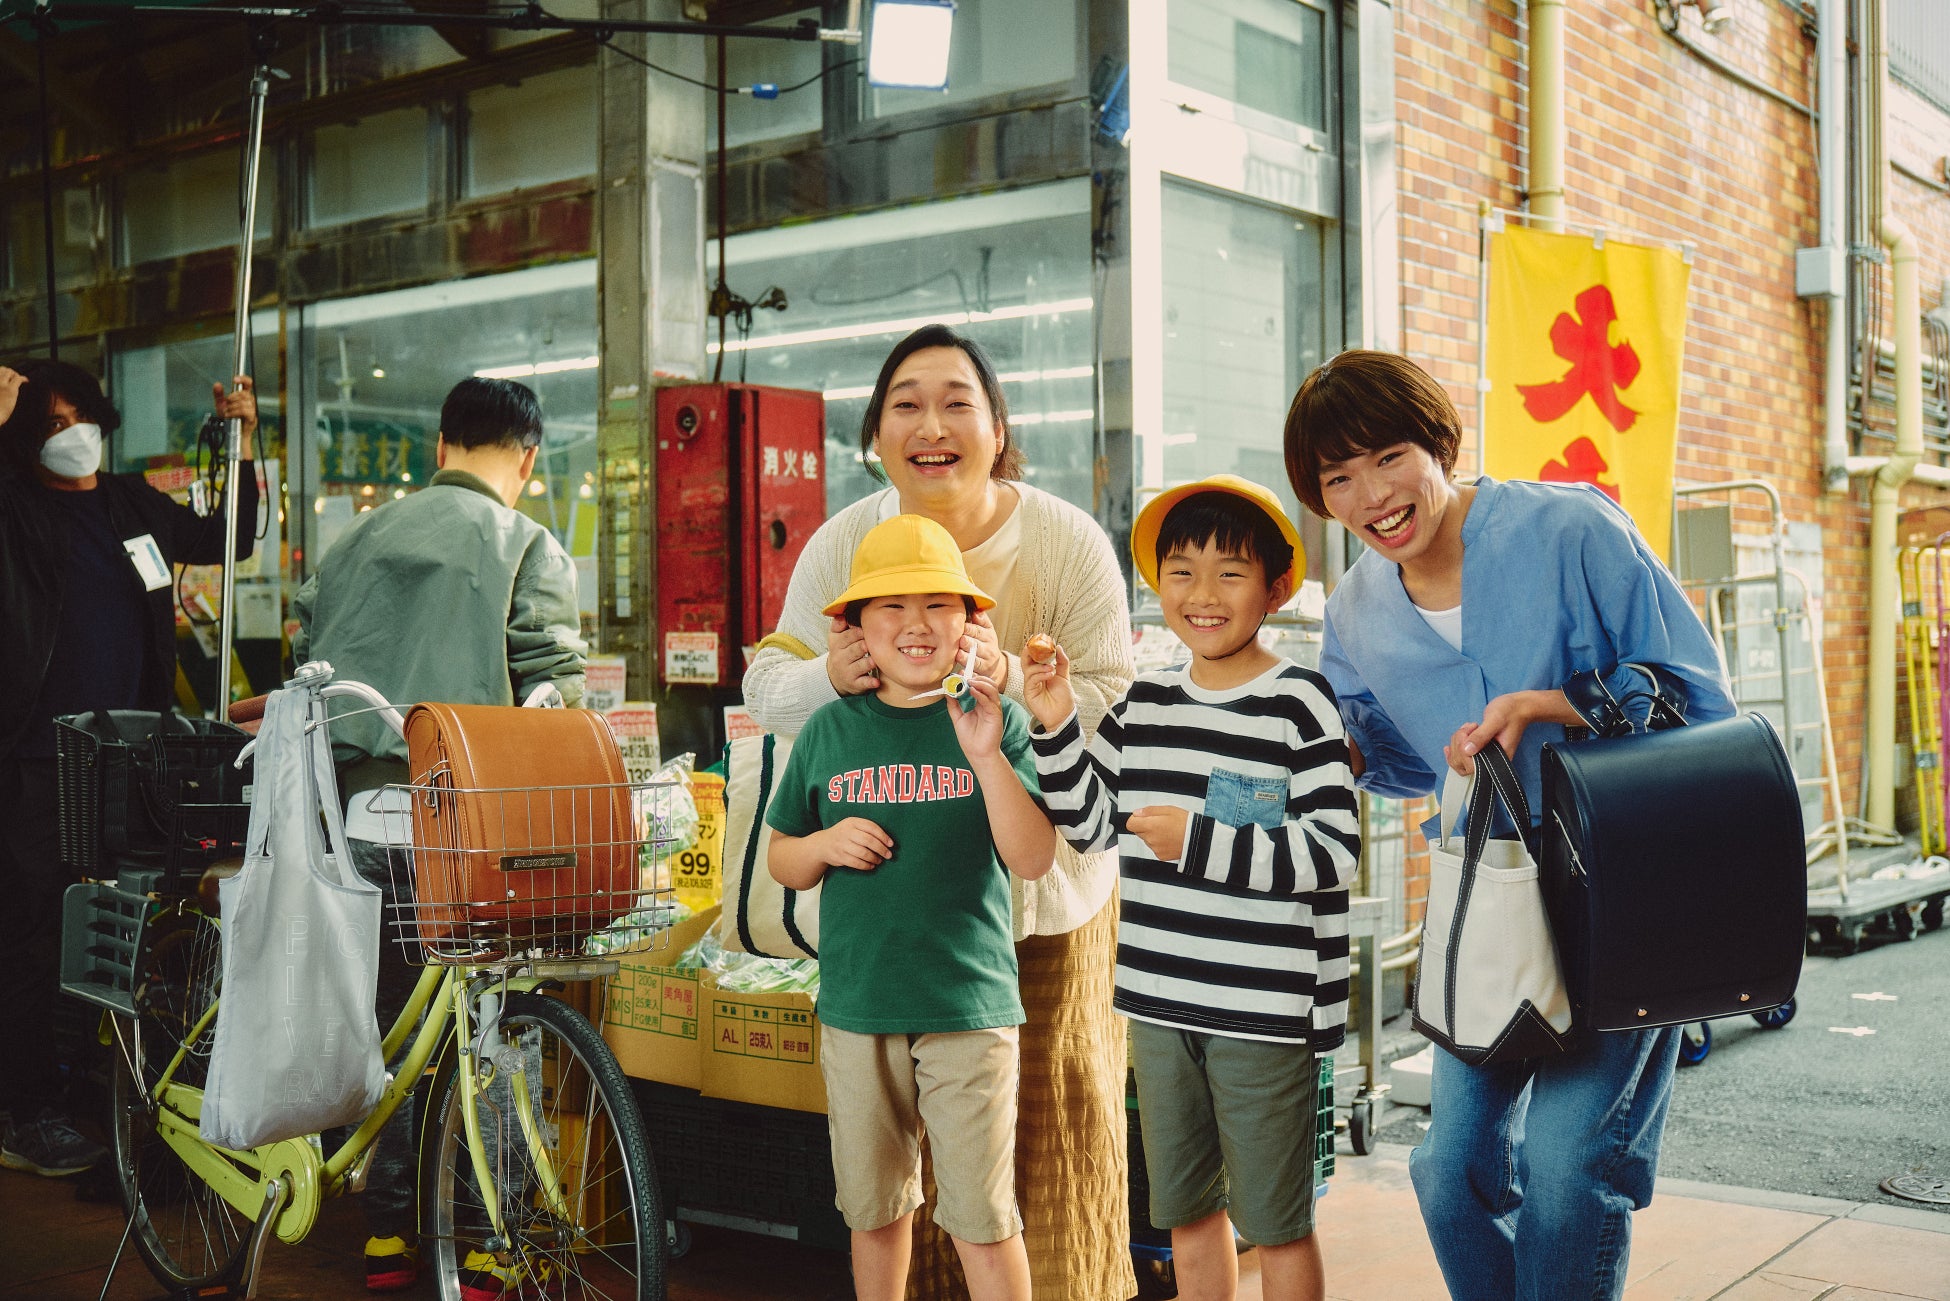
[1131,473,1305,595]
[822,513,997,616]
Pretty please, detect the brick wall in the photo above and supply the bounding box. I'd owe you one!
[1386,0,1950,923]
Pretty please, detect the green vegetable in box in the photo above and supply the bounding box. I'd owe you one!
[676,928,820,996]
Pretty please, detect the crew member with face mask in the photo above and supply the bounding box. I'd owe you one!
[0,359,258,1182]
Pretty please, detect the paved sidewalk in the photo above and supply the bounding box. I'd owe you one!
[1295,1144,1950,1301]
[6,1141,1947,1298]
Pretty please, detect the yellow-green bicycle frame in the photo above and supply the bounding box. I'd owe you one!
[125,941,579,1249]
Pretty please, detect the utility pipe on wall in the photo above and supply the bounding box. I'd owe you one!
[1527,0,1566,228]
[1818,0,1849,491]
[1865,0,1924,831]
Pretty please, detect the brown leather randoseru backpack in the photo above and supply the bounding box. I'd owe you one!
[404,702,640,953]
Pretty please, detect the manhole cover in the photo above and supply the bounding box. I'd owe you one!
[1880,1173,1950,1205]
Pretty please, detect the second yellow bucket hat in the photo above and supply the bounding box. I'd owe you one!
[822,513,997,616]
[1131,473,1304,595]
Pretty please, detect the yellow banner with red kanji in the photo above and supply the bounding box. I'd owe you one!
[1484,225,1690,558]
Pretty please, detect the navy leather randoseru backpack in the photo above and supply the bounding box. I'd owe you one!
[1540,665,1806,1031]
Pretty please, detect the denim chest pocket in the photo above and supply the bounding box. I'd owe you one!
[1204,768,1286,831]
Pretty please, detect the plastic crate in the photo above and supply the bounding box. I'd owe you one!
[56,711,251,882]
[633,1080,846,1249]
[59,870,168,1016]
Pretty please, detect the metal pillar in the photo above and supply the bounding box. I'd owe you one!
[596,0,708,696]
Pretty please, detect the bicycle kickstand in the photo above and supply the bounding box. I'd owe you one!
[169,1177,286,1300]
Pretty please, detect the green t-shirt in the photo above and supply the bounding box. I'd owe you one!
[766,692,1040,1034]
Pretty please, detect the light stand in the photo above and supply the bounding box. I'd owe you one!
[215,48,271,715]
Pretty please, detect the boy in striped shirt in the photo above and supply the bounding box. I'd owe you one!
[1023,475,1357,1301]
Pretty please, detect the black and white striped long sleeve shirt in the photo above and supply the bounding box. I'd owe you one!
[1032,660,1359,1047]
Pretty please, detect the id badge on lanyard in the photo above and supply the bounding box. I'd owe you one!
[123,533,172,591]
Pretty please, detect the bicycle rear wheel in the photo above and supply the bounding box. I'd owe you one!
[423,989,665,1301]
[110,906,248,1289]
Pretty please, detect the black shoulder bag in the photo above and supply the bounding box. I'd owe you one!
[1539,665,1805,1031]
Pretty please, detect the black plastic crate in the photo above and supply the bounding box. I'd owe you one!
[634,1080,845,1249]
[56,710,252,882]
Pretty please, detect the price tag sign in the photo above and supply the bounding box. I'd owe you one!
[584,656,629,712]
[663,631,720,684]
[673,772,724,912]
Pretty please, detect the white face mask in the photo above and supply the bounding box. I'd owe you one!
[40,422,103,479]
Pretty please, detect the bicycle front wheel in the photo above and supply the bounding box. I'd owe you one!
[111,906,249,1289]
[423,989,665,1301]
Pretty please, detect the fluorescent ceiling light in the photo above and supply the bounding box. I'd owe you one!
[710,297,1095,355]
[1010,409,1094,427]
[475,355,601,380]
[867,0,955,91]
[310,261,595,329]
[821,366,1095,402]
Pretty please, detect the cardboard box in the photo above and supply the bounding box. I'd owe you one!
[602,907,718,1091]
[701,975,827,1115]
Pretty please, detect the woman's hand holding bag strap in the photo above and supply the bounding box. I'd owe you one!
[1413,741,1578,1067]
[1541,664,1806,1032]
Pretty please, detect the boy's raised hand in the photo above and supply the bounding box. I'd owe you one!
[1022,638,1074,732]
[948,670,1006,761]
[818,817,894,872]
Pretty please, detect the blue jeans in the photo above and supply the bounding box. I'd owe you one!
[1408,1028,1681,1301]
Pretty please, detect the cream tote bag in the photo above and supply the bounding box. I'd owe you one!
[1412,744,1576,1066]
[715,732,821,959]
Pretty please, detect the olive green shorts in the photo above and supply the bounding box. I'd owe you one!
[1128,1018,1319,1247]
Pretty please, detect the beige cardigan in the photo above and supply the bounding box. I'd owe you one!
[742,483,1135,938]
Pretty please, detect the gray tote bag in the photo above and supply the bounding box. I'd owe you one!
[200,686,387,1150]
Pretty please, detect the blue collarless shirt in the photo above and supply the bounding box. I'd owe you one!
[1319,477,1735,825]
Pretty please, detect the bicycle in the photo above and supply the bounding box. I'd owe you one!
[60,661,676,1300]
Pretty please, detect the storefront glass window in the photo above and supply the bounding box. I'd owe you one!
[464,66,599,197]
[309,108,430,226]
[295,262,600,614]
[1156,180,1332,534]
[868,0,1077,119]
[110,317,284,474]
[7,187,95,289]
[1166,0,1328,133]
[307,26,459,95]
[109,318,288,681]
[708,8,824,150]
[721,180,1096,516]
[123,149,276,265]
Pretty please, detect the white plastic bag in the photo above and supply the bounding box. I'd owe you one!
[200,687,387,1149]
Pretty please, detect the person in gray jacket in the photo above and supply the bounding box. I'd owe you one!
[292,375,585,1294]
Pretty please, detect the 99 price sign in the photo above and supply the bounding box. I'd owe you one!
[674,771,725,911]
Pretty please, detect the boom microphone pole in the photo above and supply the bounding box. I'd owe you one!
[215,53,270,716]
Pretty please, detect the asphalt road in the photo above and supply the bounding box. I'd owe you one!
[1375,921,1950,1215]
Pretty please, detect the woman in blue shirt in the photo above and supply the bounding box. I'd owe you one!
[1281,350,1733,1301]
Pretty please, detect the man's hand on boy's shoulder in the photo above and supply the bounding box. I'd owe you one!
[819,817,895,871]
[1128,805,1189,863]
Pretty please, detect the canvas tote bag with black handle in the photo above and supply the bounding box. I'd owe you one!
[1413,742,1577,1067]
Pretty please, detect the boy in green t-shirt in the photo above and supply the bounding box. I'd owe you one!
[767,513,1055,1301]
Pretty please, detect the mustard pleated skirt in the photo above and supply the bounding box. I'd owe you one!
[906,895,1133,1300]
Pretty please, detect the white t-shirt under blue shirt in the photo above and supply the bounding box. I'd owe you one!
[1414,601,1463,651]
